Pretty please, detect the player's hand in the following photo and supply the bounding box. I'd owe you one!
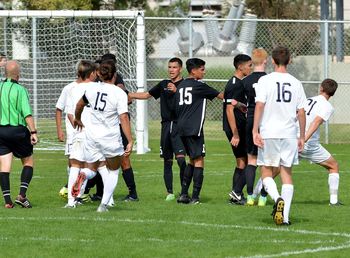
[127,93,133,104]
[253,132,264,148]
[230,134,240,147]
[298,137,305,152]
[74,119,84,131]
[124,142,133,157]
[57,129,65,142]
[232,100,248,113]
[167,82,176,93]
[31,134,38,145]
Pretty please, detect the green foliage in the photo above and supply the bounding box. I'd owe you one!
[20,0,94,10]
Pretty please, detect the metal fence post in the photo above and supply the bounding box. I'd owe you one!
[323,20,329,144]
[189,15,193,58]
[32,17,37,126]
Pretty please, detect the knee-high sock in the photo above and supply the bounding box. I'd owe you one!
[122,167,137,196]
[232,167,245,194]
[262,177,280,202]
[281,184,294,223]
[181,164,194,195]
[68,167,80,205]
[19,166,33,197]
[176,157,186,187]
[245,165,257,195]
[192,167,204,199]
[253,177,263,197]
[100,166,119,205]
[163,160,173,194]
[78,168,96,197]
[328,173,339,204]
[0,172,11,204]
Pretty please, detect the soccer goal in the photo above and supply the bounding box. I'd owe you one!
[0,10,148,154]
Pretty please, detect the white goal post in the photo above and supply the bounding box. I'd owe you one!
[0,10,148,154]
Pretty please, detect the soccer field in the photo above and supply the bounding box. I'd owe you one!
[1,140,350,258]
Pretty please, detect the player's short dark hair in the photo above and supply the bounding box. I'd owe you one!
[169,57,183,67]
[186,58,205,73]
[321,78,338,96]
[77,60,96,80]
[96,53,117,64]
[272,46,290,66]
[233,54,251,69]
[98,60,116,81]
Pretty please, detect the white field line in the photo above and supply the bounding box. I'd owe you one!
[2,216,350,239]
[236,241,350,258]
[0,236,93,243]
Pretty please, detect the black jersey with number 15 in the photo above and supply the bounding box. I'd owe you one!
[175,78,219,137]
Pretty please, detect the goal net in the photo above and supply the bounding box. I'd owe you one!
[0,10,147,153]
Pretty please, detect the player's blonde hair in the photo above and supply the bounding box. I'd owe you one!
[252,48,268,66]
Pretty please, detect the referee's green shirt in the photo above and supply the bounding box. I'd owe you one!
[0,78,32,126]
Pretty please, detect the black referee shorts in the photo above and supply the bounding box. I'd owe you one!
[0,126,33,158]
[160,122,185,160]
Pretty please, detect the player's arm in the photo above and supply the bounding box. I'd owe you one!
[231,99,248,113]
[25,115,38,145]
[297,108,306,152]
[128,92,152,100]
[55,108,65,142]
[305,116,324,142]
[252,102,265,148]
[226,104,239,147]
[74,96,87,130]
[119,112,133,157]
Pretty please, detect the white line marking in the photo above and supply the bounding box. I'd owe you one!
[0,236,93,243]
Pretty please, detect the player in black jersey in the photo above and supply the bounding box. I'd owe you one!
[223,54,252,205]
[129,57,186,201]
[176,58,223,204]
[242,48,268,206]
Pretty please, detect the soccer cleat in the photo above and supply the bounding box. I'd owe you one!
[272,197,284,225]
[177,194,191,204]
[229,190,244,203]
[5,203,14,209]
[97,204,109,213]
[90,194,102,201]
[74,198,84,205]
[282,221,292,226]
[59,186,68,199]
[80,194,91,203]
[258,196,267,207]
[123,194,139,202]
[165,193,175,201]
[15,195,32,208]
[63,203,76,209]
[246,195,255,206]
[189,198,200,205]
[71,173,86,198]
[329,202,344,206]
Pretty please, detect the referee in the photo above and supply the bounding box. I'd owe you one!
[0,60,38,208]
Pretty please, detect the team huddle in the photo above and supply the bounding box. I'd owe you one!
[0,47,338,224]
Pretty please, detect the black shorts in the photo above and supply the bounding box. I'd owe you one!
[246,114,257,156]
[160,121,186,160]
[225,126,247,159]
[181,135,205,160]
[0,126,33,158]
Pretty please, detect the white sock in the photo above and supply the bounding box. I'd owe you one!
[253,177,263,198]
[281,184,294,223]
[262,177,280,202]
[77,168,96,197]
[328,173,339,204]
[101,167,119,205]
[67,167,79,206]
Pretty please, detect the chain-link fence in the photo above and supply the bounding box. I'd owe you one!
[144,17,350,144]
[0,13,349,149]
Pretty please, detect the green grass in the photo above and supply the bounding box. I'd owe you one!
[2,140,350,257]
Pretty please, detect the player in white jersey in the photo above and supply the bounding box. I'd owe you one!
[64,60,97,208]
[253,46,307,225]
[55,78,81,198]
[72,60,133,212]
[300,78,340,205]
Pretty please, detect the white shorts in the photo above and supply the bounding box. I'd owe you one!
[64,136,73,156]
[300,142,331,164]
[69,139,86,162]
[257,138,299,167]
[83,136,124,163]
